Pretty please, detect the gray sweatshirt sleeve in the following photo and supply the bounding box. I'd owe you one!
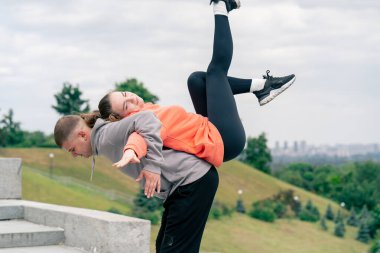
[100,110,164,174]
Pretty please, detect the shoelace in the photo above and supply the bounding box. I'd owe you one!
[263,70,273,80]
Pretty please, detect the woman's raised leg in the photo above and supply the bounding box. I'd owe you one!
[205,0,246,161]
[187,1,296,161]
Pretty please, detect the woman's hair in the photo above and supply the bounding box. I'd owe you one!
[98,92,122,122]
[54,111,101,147]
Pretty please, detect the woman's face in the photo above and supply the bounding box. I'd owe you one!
[109,91,144,117]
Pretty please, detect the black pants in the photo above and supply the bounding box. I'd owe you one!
[156,166,219,253]
[187,15,247,162]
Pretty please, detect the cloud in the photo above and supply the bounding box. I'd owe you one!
[0,0,379,145]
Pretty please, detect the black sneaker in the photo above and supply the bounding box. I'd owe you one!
[253,70,296,106]
[210,0,241,12]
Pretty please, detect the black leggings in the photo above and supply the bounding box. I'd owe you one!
[187,15,248,162]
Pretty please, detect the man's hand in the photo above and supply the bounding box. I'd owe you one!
[135,170,161,198]
[112,149,140,168]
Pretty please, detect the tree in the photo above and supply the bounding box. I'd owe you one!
[305,200,320,219]
[357,221,371,243]
[52,82,90,115]
[335,209,343,224]
[347,207,359,227]
[115,78,159,103]
[242,133,272,174]
[334,221,345,238]
[320,217,328,231]
[325,204,335,221]
[370,240,380,253]
[0,109,24,146]
[236,199,246,214]
[132,189,163,225]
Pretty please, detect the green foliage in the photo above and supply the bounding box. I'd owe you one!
[325,204,335,221]
[276,161,380,222]
[132,189,163,225]
[371,205,380,237]
[236,198,246,214]
[249,190,306,223]
[52,82,90,115]
[305,199,320,220]
[0,109,56,148]
[347,206,359,227]
[370,240,380,253]
[299,208,320,222]
[249,204,277,223]
[335,209,343,224]
[358,205,378,239]
[0,109,23,146]
[334,221,346,238]
[320,217,328,231]
[249,198,287,222]
[276,163,315,191]
[210,201,233,220]
[356,221,371,243]
[242,133,272,174]
[115,78,159,103]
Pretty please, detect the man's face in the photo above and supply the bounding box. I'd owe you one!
[62,130,92,158]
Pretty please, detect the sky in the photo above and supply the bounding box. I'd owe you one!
[0,0,379,146]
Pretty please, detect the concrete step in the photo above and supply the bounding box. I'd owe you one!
[0,205,23,221]
[0,220,64,248]
[0,245,88,252]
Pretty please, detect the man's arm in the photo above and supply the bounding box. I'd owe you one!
[103,110,164,174]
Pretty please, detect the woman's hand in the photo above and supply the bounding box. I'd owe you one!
[136,170,161,198]
[112,149,140,168]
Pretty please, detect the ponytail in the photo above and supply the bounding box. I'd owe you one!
[80,111,101,128]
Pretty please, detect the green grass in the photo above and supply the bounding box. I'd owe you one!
[0,148,139,199]
[22,165,132,214]
[0,148,371,253]
[198,214,367,253]
[150,215,368,253]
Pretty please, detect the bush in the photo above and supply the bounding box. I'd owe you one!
[250,207,276,222]
[299,208,320,222]
[249,200,278,222]
[334,221,345,238]
[132,189,163,225]
[210,201,232,220]
[271,189,300,217]
[370,240,380,253]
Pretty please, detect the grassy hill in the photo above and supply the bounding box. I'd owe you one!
[0,148,370,253]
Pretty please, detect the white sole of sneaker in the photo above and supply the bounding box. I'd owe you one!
[259,76,296,106]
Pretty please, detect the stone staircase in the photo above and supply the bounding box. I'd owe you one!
[0,158,150,253]
[0,205,86,252]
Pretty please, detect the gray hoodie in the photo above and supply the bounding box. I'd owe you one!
[90,110,212,201]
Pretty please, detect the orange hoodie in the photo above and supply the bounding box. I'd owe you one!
[124,103,224,167]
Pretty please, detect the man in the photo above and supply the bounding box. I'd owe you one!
[54,110,218,252]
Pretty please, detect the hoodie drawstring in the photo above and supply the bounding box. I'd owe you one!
[90,156,96,181]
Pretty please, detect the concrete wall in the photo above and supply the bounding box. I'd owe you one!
[0,158,151,253]
[0,158,22,199]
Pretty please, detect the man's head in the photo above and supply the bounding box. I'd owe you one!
[54,115,93,158]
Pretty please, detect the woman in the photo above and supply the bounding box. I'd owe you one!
[55,1,294,252]
[98,0,295,171]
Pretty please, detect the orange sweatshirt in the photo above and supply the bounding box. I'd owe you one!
[124,103,224,167]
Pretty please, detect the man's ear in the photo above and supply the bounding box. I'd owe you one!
[78,130,87,140]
